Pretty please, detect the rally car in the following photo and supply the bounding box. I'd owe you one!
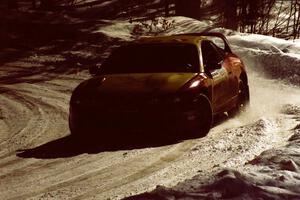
[69,32,249,139]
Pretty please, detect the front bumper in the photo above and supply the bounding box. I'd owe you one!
[69,101,199,136]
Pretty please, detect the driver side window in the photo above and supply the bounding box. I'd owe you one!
[201,41,223,71]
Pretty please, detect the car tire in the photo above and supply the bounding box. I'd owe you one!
[186,94,213,139]
[229,80,250,116]
[69,128,83,145]
[69,116,81,139]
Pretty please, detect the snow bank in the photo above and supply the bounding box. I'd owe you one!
[94,16,213,40]
[230,34,300,55]
[126,106,300,200]
[229,34,300,86]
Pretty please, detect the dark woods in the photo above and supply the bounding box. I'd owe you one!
[218,0,300,39]
[3,0,300,39]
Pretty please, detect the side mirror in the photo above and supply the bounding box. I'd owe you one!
[204,61,222,78]
[207,60,222,70]
[214,61,222,69]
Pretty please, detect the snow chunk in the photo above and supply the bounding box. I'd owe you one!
[281,104,300,115]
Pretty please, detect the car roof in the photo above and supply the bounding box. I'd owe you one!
[136,34,208,46]
[135,32,233,53]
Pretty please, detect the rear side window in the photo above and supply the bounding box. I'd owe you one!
[100,43,200,74]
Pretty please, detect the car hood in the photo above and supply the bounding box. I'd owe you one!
[77,73,198,96]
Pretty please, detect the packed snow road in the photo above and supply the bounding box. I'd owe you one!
[1,34,300,200]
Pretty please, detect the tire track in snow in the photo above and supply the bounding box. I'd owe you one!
[5,141,197,200]
[0,89,42,155]
[0,87,62,155]
[0,82,71,153]
[71,140,198,200]
[0,80,72,200]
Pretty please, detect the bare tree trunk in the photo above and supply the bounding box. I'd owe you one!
[273,0,284,36]
[295,0,300,38]
[293,0,298,39]
[40,0,55,10]
[175,0,201,19]
[287,0,294,33]
[260,0,275,34]
[32,0,36,9]
[165,0,170,17]
[248,0,259,33]
[223,0,238,30]
[239,0,248,32]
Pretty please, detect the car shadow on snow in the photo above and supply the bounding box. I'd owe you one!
[16,113,232,159]
[16,132,182,159]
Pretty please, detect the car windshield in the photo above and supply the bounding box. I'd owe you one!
[100,43,200,74]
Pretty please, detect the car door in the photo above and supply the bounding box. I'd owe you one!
[201,40,231,113]
[211,42,239,101]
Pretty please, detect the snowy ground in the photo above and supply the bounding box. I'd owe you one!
[1,16,300,200]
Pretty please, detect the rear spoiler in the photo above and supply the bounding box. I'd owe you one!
[179,32,232,53]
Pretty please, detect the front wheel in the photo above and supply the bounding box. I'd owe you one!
[186,94,213,139]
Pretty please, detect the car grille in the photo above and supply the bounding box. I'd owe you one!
[70,94,193,132]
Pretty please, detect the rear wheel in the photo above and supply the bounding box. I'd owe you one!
[229,80,250,116]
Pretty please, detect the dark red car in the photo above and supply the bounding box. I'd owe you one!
[69,32,249,139]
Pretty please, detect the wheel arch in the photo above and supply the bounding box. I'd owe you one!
[239,71,250,104]
[240,71,248,85]
[198,86,212,103]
